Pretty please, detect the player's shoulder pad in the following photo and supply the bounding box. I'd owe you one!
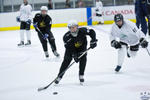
[79,27,95,33]
[46,15,51,19]
[63,31,71,40]
[64,31,70,37]
[45,15,52,22]
[79,27,88,32]
[124,19,135,27]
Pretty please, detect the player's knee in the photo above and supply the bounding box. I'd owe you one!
[49,37,55,42]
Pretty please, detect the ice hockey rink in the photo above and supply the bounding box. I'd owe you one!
[0,25,150,100]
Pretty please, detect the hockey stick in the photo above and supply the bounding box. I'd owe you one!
[87,16,93,22]
[37,47,91,92]
[140,39,150,56]
[146,47,150,56]
[35,27,45,37]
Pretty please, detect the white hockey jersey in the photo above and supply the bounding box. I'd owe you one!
[19,4,32,22]
[110,20,145,46]
[95,1,103,14]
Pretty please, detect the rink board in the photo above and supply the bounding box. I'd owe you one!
[0,5,136,31]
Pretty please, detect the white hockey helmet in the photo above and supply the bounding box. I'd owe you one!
[40,6,48,11]
[67,20,79,37]
[67,20,78,28]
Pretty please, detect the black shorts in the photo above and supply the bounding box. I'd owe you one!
[96,13,102,17]
[130,44,139,51]
[20,21,31,30]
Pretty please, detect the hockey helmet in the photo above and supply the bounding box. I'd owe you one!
[67,20,79,37]
[40,6,48,11]
[67,20,78,28]
[114,13,124,23]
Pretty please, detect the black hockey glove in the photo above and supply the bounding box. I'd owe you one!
[16,16,20,22]
[111,40,122,49]
[72,53,80,63]
[140,38,148,48]
[90,39,98,49]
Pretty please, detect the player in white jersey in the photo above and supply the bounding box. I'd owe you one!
[95,0,104,24]
[16,0,32,46]
[110,14,148,72]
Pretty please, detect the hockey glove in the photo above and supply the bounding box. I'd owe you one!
[33,22,38,29]
[16,16,20,22]
[26,19,31,24]
[43,34,49,40]
[90,39,98,49]
[140,38,148,48]
[111,40,122,49]
[72,53,80,63]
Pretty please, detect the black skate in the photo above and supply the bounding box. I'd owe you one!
[54,77,61,84]
[53,51,60,57]
[18,41,24,46]
[25,40,31,46]
[79,75,84,85]
[97,21,104,25]
[44,51,49,58]
[115,65,121,72]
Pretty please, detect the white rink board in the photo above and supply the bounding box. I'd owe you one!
[0,5,135,28]
[92,5,135,21]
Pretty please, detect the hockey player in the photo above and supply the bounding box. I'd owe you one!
[95,0,104,24]
[146,0,150,36]
[135,0,150,35]
[16,0,32,46]
[33,6,59,58]
[110,14,148,72]
[54,20,97,84]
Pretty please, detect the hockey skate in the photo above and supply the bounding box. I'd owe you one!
[97,21,104,25]
[79,75,84,85]
[44,51,49,58]
[53,51,60,57]
[25,40,31,46]
[115,65,121,72]
[18,41,24,46]
[54,77,61,84]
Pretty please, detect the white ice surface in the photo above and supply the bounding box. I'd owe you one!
[0,25,150,100]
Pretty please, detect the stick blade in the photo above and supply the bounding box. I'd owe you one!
[37,87,47,92]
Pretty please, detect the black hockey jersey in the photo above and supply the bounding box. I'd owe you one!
[33,13,52,34]
[63,27,97,53]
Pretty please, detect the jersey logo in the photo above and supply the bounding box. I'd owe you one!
[120,34,127,39]
[75,41,82,48]
[40,21,46,27]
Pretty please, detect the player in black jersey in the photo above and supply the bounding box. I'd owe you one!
[33,6,59,58]
[54,20,98,84]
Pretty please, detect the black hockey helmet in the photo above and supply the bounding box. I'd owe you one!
[114,14,124,23]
